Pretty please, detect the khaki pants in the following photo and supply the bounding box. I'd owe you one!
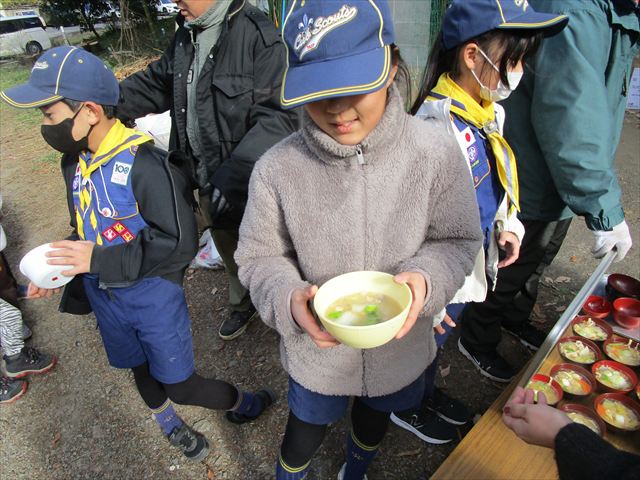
[198,193,251,313]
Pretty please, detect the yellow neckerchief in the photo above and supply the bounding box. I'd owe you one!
[78,120,152,178]
[428,73,520,213]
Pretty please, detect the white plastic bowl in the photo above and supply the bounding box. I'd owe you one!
[19,243,75,289]
[313,271,412,349]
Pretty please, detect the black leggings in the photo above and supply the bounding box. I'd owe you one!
[280,398,391,469]
[132,362,239,411]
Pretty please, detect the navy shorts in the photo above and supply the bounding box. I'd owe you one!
[288,373,426,425]
[83,275,195,384]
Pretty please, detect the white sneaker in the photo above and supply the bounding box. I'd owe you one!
[337,463,368,480]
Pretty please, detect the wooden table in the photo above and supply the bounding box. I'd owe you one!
[432,324,640,480]
[432,253,639,480]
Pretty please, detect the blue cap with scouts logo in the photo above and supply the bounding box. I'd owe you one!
[281,0,395,109]
[442,0,569,50]
[0,46,119,109]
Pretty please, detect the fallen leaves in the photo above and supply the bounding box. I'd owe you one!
[51,431,61,449]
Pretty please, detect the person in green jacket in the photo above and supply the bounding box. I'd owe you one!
[458,0,638,382]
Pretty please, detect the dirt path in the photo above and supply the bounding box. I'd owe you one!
[0,73,638,478]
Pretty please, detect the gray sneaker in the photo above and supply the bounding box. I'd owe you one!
[3,346,56,378]
[168,423,210,462]
[0,376,27,404]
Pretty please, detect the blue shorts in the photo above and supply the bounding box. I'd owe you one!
[288,373,426,425]
[83,276,195,384]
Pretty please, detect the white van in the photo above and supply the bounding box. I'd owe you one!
[0,15,52,58]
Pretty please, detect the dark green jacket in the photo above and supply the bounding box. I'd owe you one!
[503,0,639,230]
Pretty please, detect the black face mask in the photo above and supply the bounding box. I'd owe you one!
[41,106,93,154]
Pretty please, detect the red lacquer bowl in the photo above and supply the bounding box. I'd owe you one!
[560,403,606,437]
[612,297,640,329]
[591,360,638,394]
[594,393,640,432]
[582,295,611,319]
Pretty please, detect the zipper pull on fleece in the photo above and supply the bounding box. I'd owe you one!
[355,144,365,165]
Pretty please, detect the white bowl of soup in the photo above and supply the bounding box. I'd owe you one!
[313,271,412,349]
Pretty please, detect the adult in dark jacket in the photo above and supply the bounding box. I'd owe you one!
[118,0,299,340]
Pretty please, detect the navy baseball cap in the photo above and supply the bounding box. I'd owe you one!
[442,0,568,50]
[281,0,395,109]
[0,46,119,109]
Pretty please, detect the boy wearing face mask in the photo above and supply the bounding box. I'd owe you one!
[389,0,568,444]
[0,46,275,460]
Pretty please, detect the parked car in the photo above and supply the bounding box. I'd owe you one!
[155,0,179,14]
[0,15,52,58]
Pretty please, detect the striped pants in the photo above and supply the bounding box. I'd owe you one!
[0,298,23,357]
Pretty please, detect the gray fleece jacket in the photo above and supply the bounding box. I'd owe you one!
[236,86,482,397]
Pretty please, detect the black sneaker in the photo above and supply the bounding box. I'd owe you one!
[218,307,258,340]
[225,388,277,425]
[502,323,547,351]
[390,409,457,444]
[425,387,470,425]
[3,347,56,378]
[457,338,514,383]
[0,376,27,404]
[168,423,210,462]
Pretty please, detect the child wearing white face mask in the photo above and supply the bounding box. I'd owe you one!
[390,0,569,445]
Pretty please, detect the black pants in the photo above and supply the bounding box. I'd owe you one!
[280,399,390,469]
[460,218,572,353]
[132,362,239,411]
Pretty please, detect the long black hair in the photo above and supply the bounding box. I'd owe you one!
[390,43,412,111]
[410,29,543,115]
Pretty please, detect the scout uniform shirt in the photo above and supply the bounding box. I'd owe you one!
[73,121,152,246]
[451,114,504,251]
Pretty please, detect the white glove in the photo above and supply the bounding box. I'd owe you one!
[591,220,632,262]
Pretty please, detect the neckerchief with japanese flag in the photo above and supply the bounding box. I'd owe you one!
[75,120,151,243]
[428,73,520,213]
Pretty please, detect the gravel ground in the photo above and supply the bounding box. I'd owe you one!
[0,90,637,480]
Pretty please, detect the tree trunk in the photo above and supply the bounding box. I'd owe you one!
[79,7,101,40]
[140,0,156,34]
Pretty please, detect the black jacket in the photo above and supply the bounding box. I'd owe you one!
[555,423,640,480]
[117,0,299,229]
[58,143,198,315]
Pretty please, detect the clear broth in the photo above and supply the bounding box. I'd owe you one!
[325,292,402,327]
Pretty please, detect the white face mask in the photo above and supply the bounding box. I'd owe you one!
[471,47,523,102]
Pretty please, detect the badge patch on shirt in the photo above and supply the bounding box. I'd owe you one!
[102,227,118,242]
[72,177,80,190]
[459,127,476,149]
[111,162,131,186]
[102,222,136,243]
[468,145,478,163]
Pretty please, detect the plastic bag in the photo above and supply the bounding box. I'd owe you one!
[135,111,172,151]
[189,230,224,270]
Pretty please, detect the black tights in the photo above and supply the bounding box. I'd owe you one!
[132,362,239,410]
[280,398,391,469]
